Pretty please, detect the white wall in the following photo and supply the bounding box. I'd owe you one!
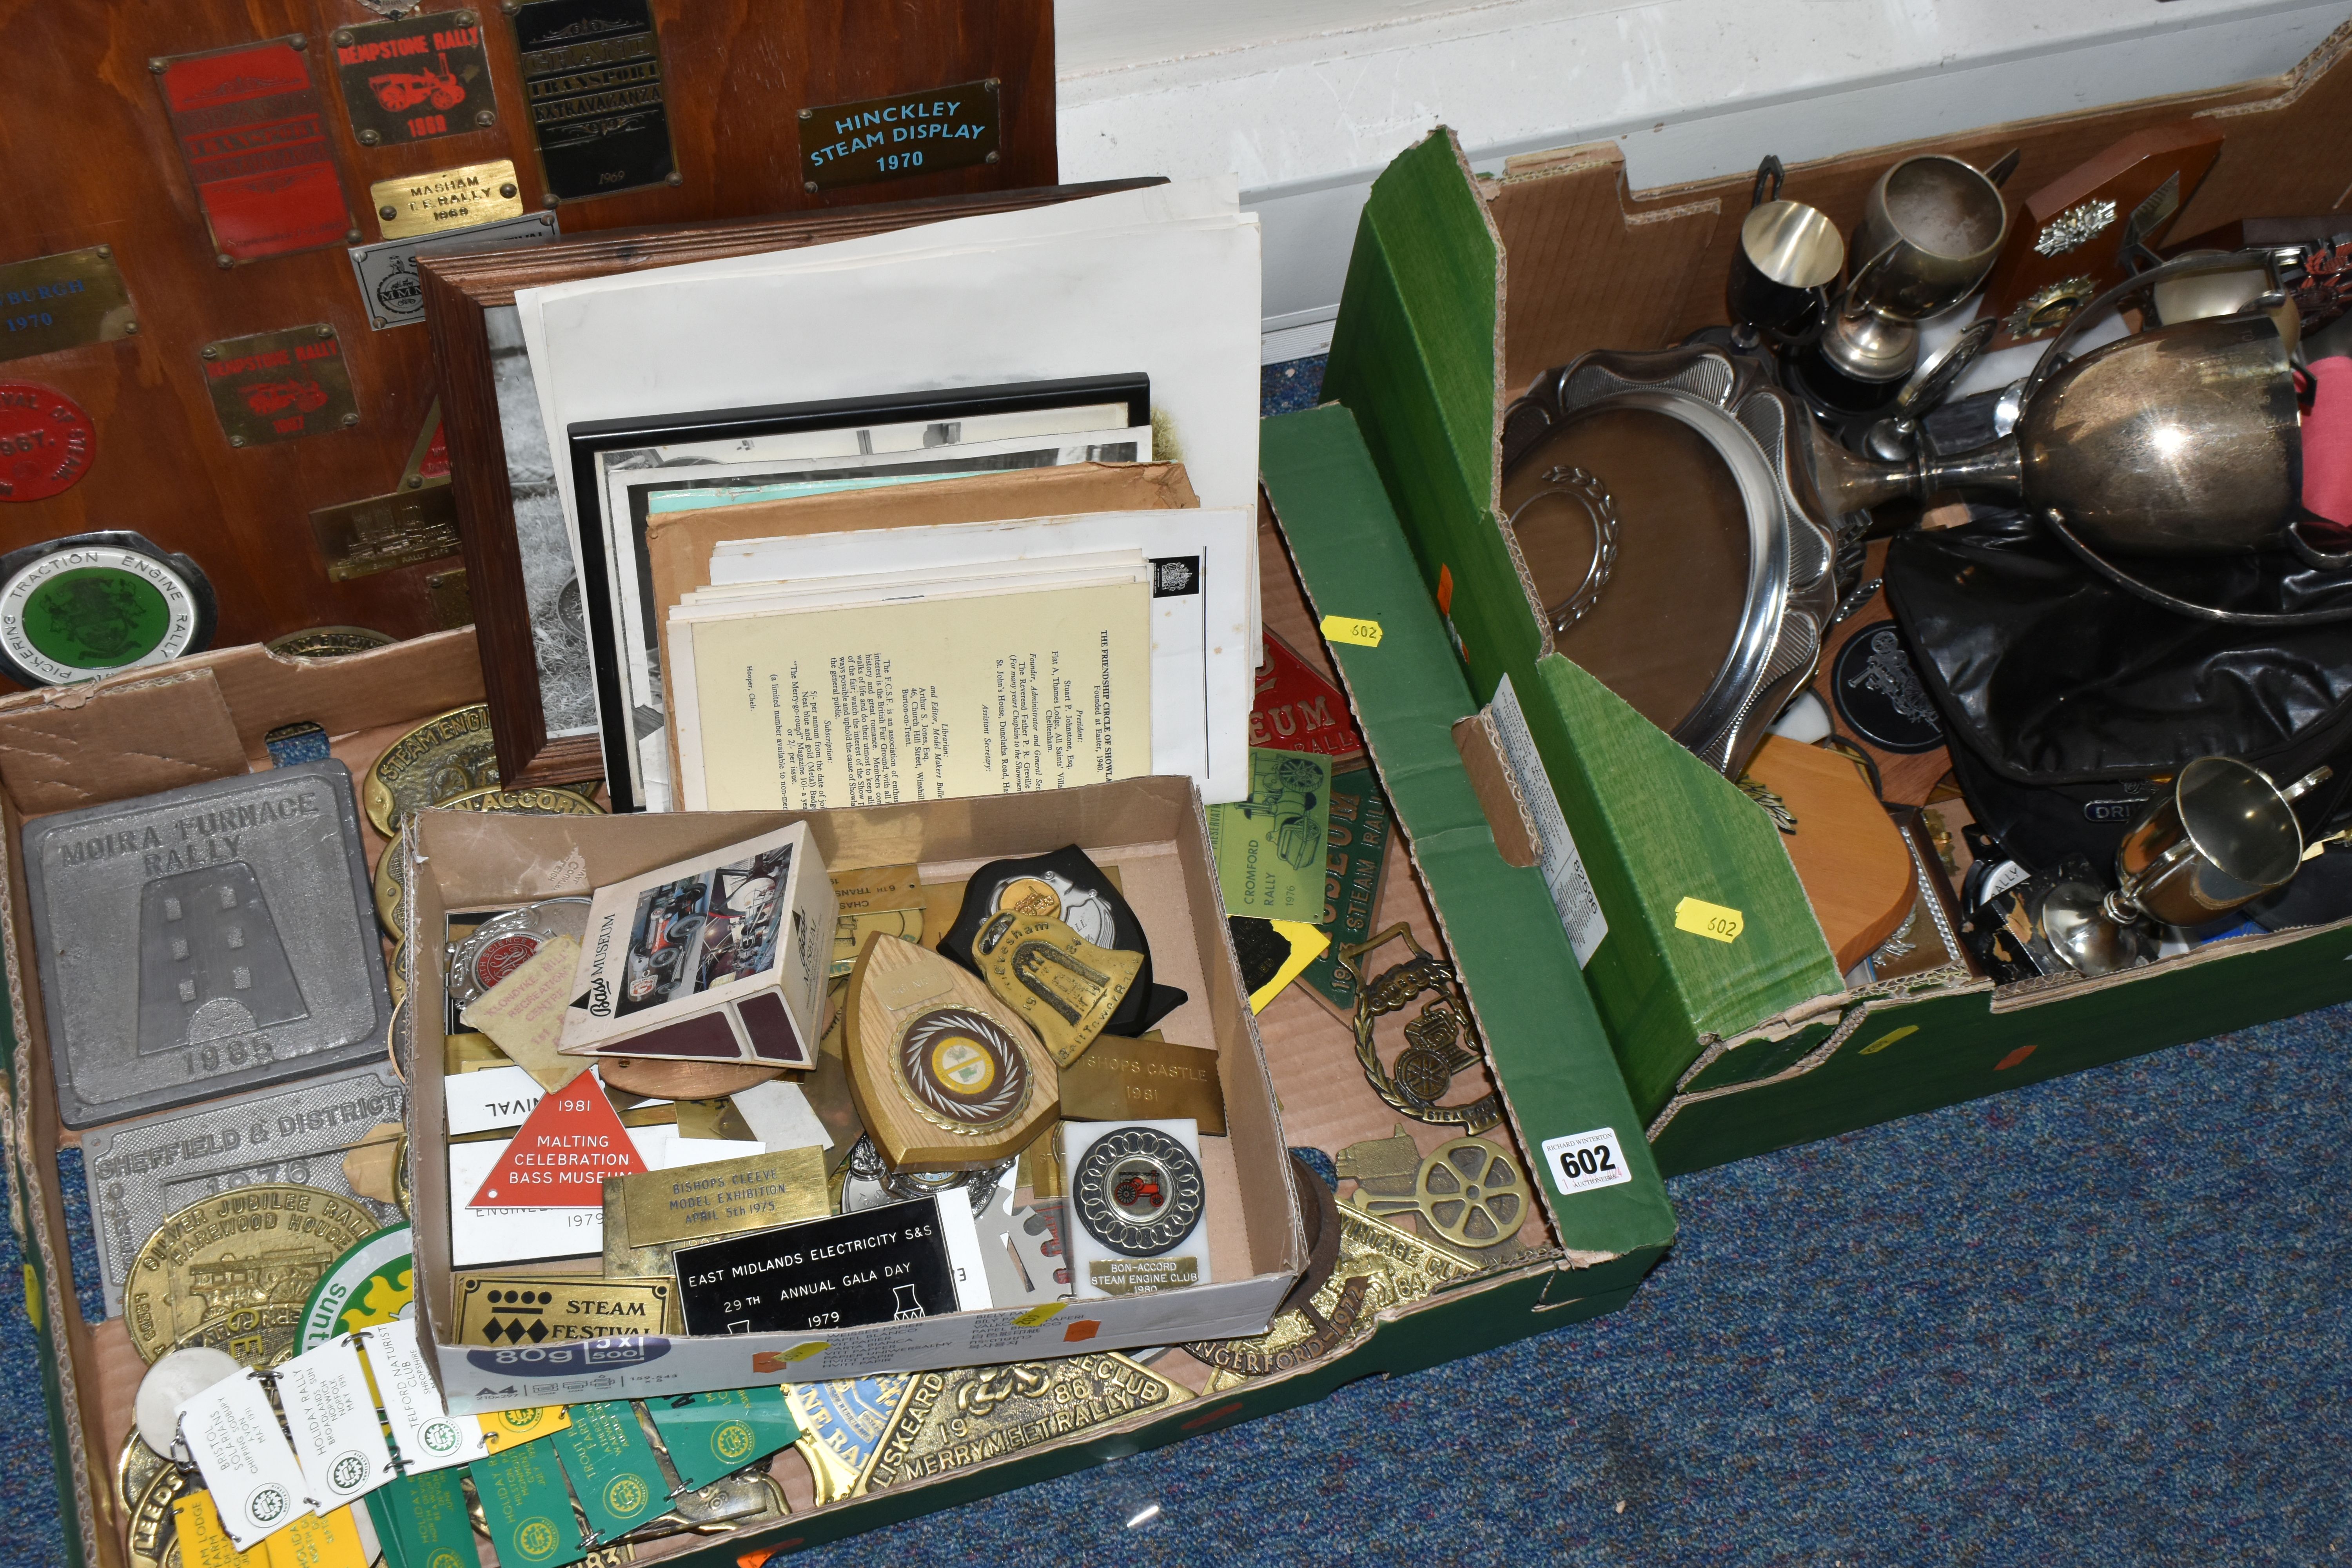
[1055,0,2352,359]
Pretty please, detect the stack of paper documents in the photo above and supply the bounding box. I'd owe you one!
[512,177,1260,813]
[668,541,1156,812]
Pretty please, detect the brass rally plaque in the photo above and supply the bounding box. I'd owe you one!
[455,1273,678,1343]
[0,249,136,363]
[428,566,472,628]
[619,1143,828,1249]
[370,160,525,240]
[829,862,925,975]
[200,324,359,447]
[799,79,1001,194]
[310,483,462,581]
[1058,1034,1227,1135]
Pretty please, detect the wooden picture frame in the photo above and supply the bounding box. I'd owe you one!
[419,180,1160,787]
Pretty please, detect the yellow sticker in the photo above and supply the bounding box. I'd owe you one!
[1013,1303,1066,1328]
[783,1340,829,1363]
[476,1403,573,1452]
[1319,614,1383,648]
[1672,897,1744,944]
[1858,1025,1919,1056]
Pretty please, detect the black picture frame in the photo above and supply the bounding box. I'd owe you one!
[563,372,1153,811]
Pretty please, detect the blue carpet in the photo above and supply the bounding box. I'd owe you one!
[8,354,2348,1565]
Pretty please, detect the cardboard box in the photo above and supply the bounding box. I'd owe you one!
[2,521,1683,1567]
[401,781,1308,1408]
[6,503,1680,1563]
[1309,27,2352,1179]
[0,632,485,1568]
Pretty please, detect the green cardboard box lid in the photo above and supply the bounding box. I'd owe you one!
[1319,129,1838,1120]
[1260,405,1675,1271]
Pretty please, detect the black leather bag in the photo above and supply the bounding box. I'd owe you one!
[1883,505,2352,869]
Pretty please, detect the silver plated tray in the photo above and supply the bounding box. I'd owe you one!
[1501,347,1845,776]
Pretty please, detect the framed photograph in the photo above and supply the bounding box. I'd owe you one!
[417,179,1157,787]
[566,374,1153,811]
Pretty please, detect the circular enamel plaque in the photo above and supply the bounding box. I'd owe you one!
[1073,1125,1205,1259]
[0,382,95,502]
[895,1005,1032,1132]
[0,535,212,686]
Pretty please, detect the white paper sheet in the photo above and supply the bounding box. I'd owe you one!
[514,181,1258,642]
[601,425,1153,811]
[706,507,1255,802]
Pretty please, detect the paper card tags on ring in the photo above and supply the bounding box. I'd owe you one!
[333,11,496,146]
[645,1387,800,1492]
[477,1403,573,1454]
[548,1400,670,1542]
[348,211,558,330]
[201,325,359,447]
[0,247,138,363]
[178,1368,314,1549]
[274,1337,396,1514]
[1538,1127,1634,1197]
[671,1193,989,1337]
[179,1489,371,1568]
[357,1318,488,1472]
[363,1470,479,1568]
[154,38,352,265]
[471,1438,584,1568]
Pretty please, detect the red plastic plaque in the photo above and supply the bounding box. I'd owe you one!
[0,383,94,501]
[157,38,352,264]
[470,1071,647,1207]
[1249,632,1364,762]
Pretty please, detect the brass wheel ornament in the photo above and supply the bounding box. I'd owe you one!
[1336,924,1502,1133]
[1361,1137,1527,1250]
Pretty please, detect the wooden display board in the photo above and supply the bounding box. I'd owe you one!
[0,0,1054,684]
